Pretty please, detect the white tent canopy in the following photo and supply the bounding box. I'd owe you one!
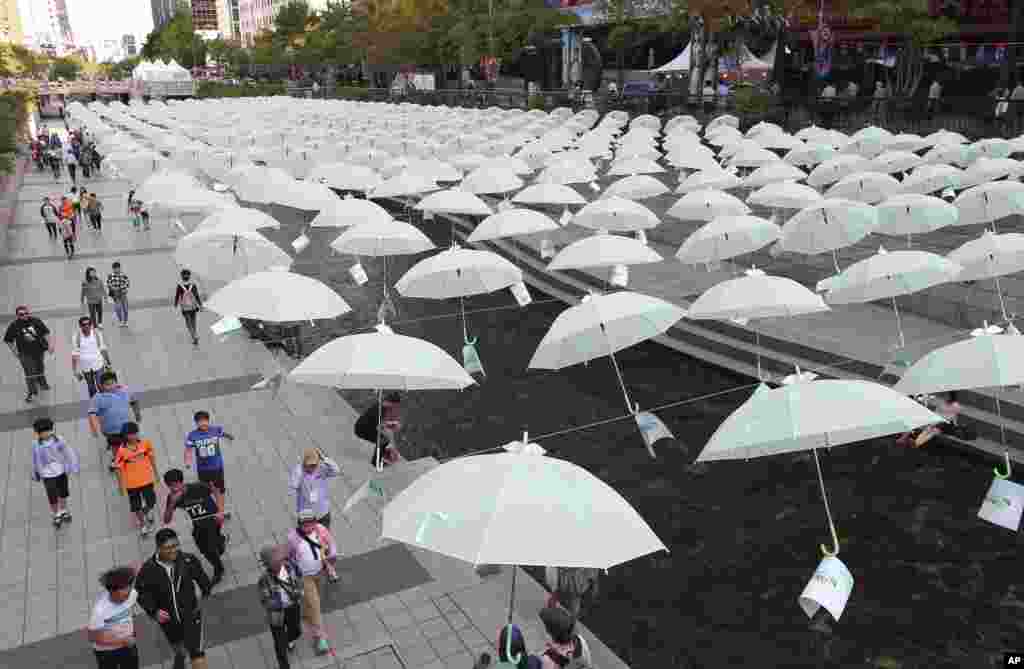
[656,44,691,73]
[655,42,775,75]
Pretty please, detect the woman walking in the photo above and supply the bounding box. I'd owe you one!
[174,270,202,346]
[59,211,75,259]
[258,544,304,669]
[82,268,105,327]
[287,510,338,656]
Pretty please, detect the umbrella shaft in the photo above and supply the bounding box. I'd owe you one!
[507,565,518,623]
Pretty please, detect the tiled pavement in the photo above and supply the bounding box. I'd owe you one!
[1,167,632,669]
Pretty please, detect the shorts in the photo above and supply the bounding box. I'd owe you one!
[161,610,205,659]
[42,473,69,505]
[197,468,226,494]
[127,484,156,513]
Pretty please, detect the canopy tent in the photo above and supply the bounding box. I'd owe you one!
[654,42,774,80]
[655,44,691,73]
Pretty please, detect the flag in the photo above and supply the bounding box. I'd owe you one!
[343,478,388,513]
[635,411,674,458]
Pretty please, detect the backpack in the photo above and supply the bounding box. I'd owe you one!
[179,284,197,310]
[543,636,592,669]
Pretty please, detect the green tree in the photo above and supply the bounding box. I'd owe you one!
[847,0,955,96]
[141,9,208,68]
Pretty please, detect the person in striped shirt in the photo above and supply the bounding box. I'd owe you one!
[106,262,130,327]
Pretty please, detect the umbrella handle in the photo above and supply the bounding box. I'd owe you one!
[995,451,1012,480]
[813,448,840,558]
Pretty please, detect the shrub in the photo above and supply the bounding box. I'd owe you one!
[732,85,773,116]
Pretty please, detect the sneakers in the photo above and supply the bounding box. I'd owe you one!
[61,510,72,524]
[315,638,330,655]
[25,392,35,403]
[52,513,63,528]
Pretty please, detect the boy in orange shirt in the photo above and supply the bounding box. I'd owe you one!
[114,421,160,537]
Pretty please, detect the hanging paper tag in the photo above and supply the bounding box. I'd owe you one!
[635,411,673,458]
[589,181,601,192]
[291,233,310,253]
[798,556,855,622]
[559,209,572,225]
[212,182,228,192]
[210,316,242,336]
[636,230,648,245]
[423,211,435,221]
[173,218,187,233]
[510,281,532,306]
[497,199,513,212]
[463,341,485,376]
[349,262,368,285]
[610,264,629,288]
[375,323,394,334]
[977,476,1024,531]
[540,238,556,259]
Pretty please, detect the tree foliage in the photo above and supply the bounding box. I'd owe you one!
[50,57,82,81]
[141,9,207,68]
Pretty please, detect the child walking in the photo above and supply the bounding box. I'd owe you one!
[184,410,235,520]
[113,422,159,537]
[31,417,80,528]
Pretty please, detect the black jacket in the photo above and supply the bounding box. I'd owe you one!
[135,551,212,624]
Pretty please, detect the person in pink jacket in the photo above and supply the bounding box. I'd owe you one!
[287,510,338,656]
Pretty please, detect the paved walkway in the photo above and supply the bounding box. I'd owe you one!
[1,165,631,669]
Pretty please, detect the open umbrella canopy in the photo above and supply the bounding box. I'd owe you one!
[900,164,963,195]
[779,199,878,254]
[822,248,962,304]
[741,162,808,189]
[825,171,902,204]
[954,181,1024,227]
[686,269,829,322]
[947,230,1024,281]
[875,194,959,236]
[467,208,560,242]
[382,453,666,568]
[290,331,475,390]
[747,182,822,210]
[195,207,280,232]
[415,188,494,217]
[371,171,441,199]
[330,219,436,257]
[602,174,670,200]
[271,179,338,211]
[395,246,523,299]
[697,380,942,461]
[676,168,742,194]
[233,166,296,203]
[806,155,871,188]
[512,183,587,207]
[174,227,293,281]
[784,142,839,167]
[308,162,383,192]
[459,166,525,195]
[572,196,660,232]
[893,329,1024,396]
[870,150,924,174]
[676,216,782,265]
[529,291,686,369]
[205,269,351,321]
[311,197,393,228]
[547,233,663,270]
[668,189,751,221]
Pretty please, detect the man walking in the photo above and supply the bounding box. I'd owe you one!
[162,469,228,586]
[64,141,78,185]
[40,196,59,240]
[114,423,160,537]
[88,192,104,231]
[287,448,342,529]
[72,316,111,398]
[107,262,130,327]
[89,371,142,470]
[4,305,52,402]
[174,270,203,346]
[88,567,140,669]
[184,411,235,520]
[135,529,212,669]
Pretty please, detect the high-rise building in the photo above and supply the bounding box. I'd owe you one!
[216,0,239,40]
[151,0,182,30]
[0,0,24,45]
[122,33,136,56]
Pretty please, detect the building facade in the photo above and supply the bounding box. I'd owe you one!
[151,0,181,30]
[216,0,240,40]
[0,0,24,45]
[191,0,218,31]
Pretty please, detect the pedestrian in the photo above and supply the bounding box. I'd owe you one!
[287,447,341,529]
[80,142,92,179]
[89,370,142,470]
[129,199,141,229]
[40,196,59,239]
[353,392,404,468]
[114,422,159,536]
[49,147,62,181]
[60,193,75,235]
[88,566,140,669]
[82,267,106,327]
[140,205,151,230]
[184,410,235,520]
[135,528,212,669]
[162,468,228,586]
[927,79,942,118]
[4,305,52,402]
[59,212,75,259]
[91,142,103,175]
[287,509,338,656]
[89,192,104,231]
[174,270,203,346]
[31,417,79,528]
[537,607,592,669]
[258,544,304,669]
[72,316,111,398]
[544,566,599,622]
[71,187,82,230]
[107,262,130,327]
[65,142,78,185]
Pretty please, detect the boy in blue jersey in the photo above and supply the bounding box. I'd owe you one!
[184,411,234,520]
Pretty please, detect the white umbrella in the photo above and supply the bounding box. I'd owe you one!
[205,270,351,322]
[601,175,670,200]
[959,157,1024,188]
[330,219,435,256]
[900,164,963,195]
[310,197,393,228]
[467,208,560,242]
[726,145,782,168]
[676,169,742,194]
[372,171,440,199]
[607,157,665,176]
[780,199,878,272]
[741,162,808,188]
[825,172,901,204]
[174,227,293,282]
[234,166,295,203]
[923,143,976,167]
[512,183,587,207]
[195,207,280,232]
[309,162,383,192]
[572,196,659,232]
[806,155,871,188]
[676,216,782,266]
[547,234,663,274]
[667,189,751,222]
[875,194,958,240]
[823,247,962,347]
[271,180,338,211]
[415,188,494,217]
[698,379,941,562]
[381,452,666,618]
[948,230,1024,320]
[784,143,838,167]
[460,167,525,195]
[290,331,475,468]
[396,246,522,300]
[870,150,923,174]
[954,181,1024,230]
[747,182,822,210]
